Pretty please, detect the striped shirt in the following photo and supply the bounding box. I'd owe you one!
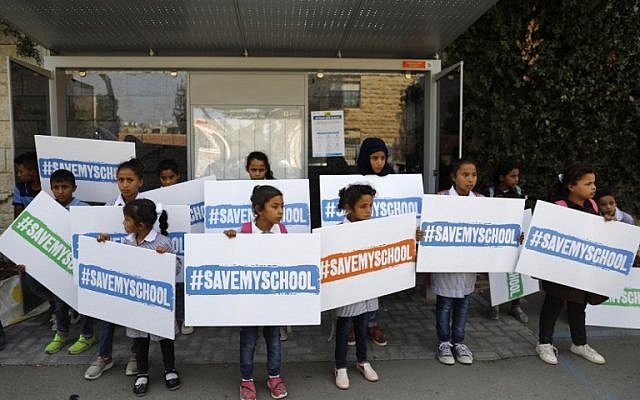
[430,186,478,298]
[334,218,378,317]
[124,229,176,340]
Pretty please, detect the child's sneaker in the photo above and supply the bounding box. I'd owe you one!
[267,376,288,399]
[334,368,349,390]
[44,333,69,354]
[536,343,558,365]
[436,341,455,365]
[126,355,138,376]
[570,344,606,364]
[240,380,257,400]
[356,362,379,382]
[84,356,114,380]
[510,305,529,323]
[180,323,194,335]
[68,335,96,354]
[367,326,388,346]
[453,343,474,365]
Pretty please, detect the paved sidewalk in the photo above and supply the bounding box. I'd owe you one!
[0,289,538,368]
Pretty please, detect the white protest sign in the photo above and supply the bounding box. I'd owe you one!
[141,174,216,233]
[416,195,525,272]
[315,214,417,312]
[311,110,345,157]
[71,205,189,282]
[76,236,176,339]
[0,192,76,308]
[204,179,311,233]
[515,201,640,297]
[586,268,640,329]
[489,209,540,306]
[184,233,321,326]
[319,174,424,227]
[35,135,135,203]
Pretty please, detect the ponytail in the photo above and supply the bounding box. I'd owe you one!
[158,210,169,236]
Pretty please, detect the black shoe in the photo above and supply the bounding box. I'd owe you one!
[164,369,181,391]
[133,374,149,397]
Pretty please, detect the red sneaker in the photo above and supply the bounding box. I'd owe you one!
[267,376,288,399]
[240,380,256,400]
[367,326,388,346]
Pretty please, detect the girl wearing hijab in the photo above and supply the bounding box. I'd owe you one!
[356,137,395,176]
[349,137,393,347]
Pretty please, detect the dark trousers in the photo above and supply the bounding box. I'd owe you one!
[133,337,175,374]
[240,326,281,380]
[54,297,93,337]
[335,313,368,369]
[0,321,6,349]
[539,293,587,346]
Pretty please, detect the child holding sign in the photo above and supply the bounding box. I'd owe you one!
[45,169,96,355]
[85,158,145,380]
[333,184,381,390]
[432,159,481,366]
[485,161,529,323]
[98,199,181,395]
[156,159,193,336]
[224,185,288,400]
[536,164,609,366]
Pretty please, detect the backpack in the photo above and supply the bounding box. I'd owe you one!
[554,199,599,213]
[240,222,288,234]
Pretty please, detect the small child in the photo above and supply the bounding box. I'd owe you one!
[98,199,180,396]
[13,152,54,329]
[536,164,609,366]
[157,159,181,187]
[432,159,481,366]
[224,185,288,400]
[245,151,275,180]
[333,184,380,390]
[13,152,41,218]
[156,159,193,336]
[44,169,95,355]
[85,158,145,380]
[596,189,636,225]
[485,161,528,323]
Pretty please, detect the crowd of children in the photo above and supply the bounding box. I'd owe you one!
[1,139,638,399]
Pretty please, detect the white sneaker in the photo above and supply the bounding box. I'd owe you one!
[125,355,138,376]
[536,343,558,365]
[453,343,474,365]
[335,368,349,389]
[280,327,288,341]
[436,342,455,365]
[181,323,194,335]
[570,344,606,364]
[356,362,379,382]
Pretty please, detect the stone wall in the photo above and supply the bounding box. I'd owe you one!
[0,32,41,230]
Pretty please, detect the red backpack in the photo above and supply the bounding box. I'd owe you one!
[240,222,288,234]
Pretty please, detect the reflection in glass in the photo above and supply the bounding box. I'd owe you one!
[65,71,187,189]
[192,107,303,180]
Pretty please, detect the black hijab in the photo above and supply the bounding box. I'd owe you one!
[356,137,394,176]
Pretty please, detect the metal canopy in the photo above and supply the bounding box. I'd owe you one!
[0,0,497,58]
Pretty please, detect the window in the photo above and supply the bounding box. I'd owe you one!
[65,71,187,190]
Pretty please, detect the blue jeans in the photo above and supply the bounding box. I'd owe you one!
[436,295,470,344]
[97,321,115,358]
[335,313,368,368]
[240,326,281,380]
[54,297,93,337]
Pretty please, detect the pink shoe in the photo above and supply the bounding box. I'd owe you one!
[240,380,256,400]
[267,376,288,399]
